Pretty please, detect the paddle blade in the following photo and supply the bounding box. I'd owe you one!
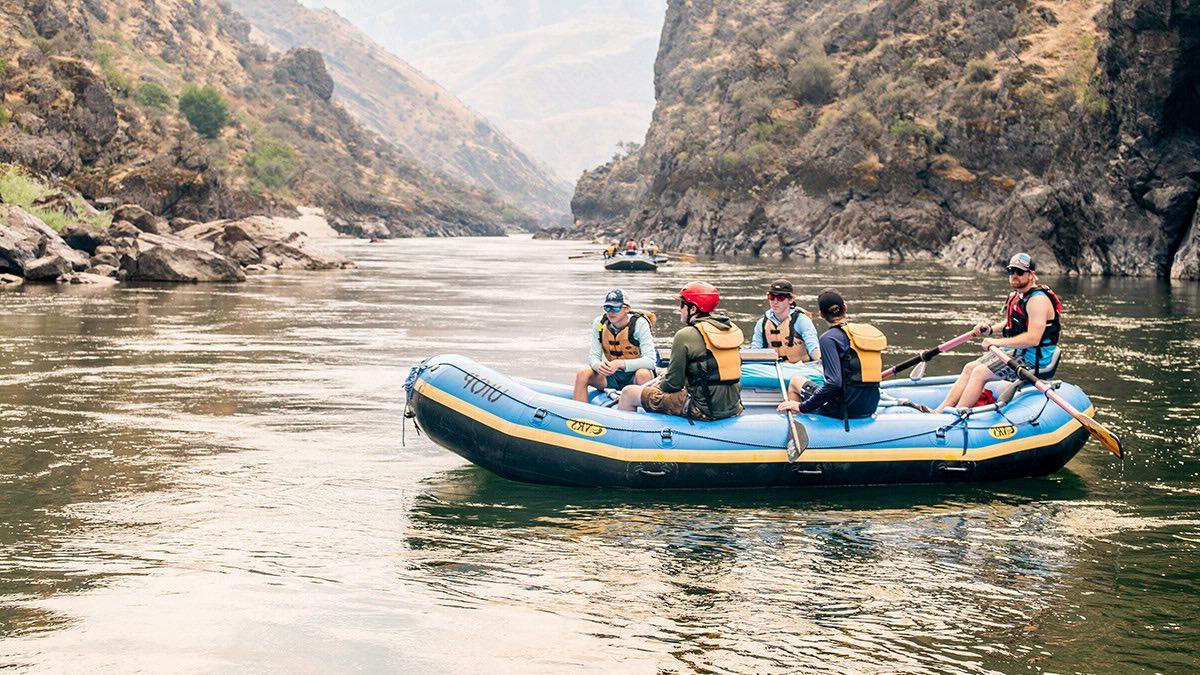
[1080,415,1123,458]
[910,361,927,381]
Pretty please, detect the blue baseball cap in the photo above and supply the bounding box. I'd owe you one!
[604,289,627,306]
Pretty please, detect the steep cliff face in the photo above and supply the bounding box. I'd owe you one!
[0,0,514,236]
[571,0,1200,278]
[228,0,572,224]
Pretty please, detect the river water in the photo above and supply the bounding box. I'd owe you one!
[1,235,1197,672]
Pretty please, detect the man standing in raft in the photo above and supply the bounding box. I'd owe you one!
[778,289,885,429]
[751,278,821,363]
[933,252,1062,413]
[617,282,744,420]
[573,290,658,402]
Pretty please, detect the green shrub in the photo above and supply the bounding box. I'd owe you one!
[1012,81,1049,114]
[501,207,519,223]
[245,139,300,190]
[0,58,8,80]
[134,81,172,111]
[788,53,836,104]
[749,120,779,141]
[965,58,995,83]
[179,84,231,139]
[0,108,9,127]
[889,119,941,148]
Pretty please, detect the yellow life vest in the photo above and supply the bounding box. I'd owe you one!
[762,307,813,363]
[604,244,618,257]
[694,320,743,382]
[598,311,656,361]
[838,322,887,384]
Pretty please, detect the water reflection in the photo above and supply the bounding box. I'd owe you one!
[0,236,1197,670]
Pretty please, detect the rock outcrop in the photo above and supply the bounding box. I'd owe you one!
[0,203,352,284]
[0,0,520,239]
[570,0,1200,279]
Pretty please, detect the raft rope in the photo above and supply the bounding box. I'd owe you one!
[416,362,1058,452]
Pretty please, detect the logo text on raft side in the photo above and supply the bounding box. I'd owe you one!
[462,372,507,403]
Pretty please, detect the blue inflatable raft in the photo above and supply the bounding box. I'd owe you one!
[405,354,1094,488]
[605,252,658,271]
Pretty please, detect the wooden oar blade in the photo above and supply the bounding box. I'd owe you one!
[1081,415,1123,457]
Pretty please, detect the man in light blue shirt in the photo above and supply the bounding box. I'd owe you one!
[750,279,821,363]
[572,289,659,402]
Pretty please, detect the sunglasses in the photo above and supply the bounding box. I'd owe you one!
[603,305,623,313]
[1006,268,1029,276]
[768,293,791,301]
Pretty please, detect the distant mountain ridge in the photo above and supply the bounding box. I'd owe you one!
[228,0,572,223]
[301,0,667,181]
[0,0,524,237]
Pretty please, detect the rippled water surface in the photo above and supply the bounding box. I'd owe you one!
[2,236,1198,672]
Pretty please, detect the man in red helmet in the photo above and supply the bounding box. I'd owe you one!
[617,282,744,420]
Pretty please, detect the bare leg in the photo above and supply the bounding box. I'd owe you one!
[617,385,644,411]
[934,361,982,413]
[573,367,608,402]
[633,368,654,385]
[786,375,808,402]
[951,366,999,409]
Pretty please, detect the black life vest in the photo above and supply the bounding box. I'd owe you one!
[760,307,814,363]
[1002,284,1062,374]
[598,311,656,360]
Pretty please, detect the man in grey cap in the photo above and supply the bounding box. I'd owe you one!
[933,252,1063,413]
[751,278,821,363]
[572,289,658,402]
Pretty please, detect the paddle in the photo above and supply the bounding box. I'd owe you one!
[662,250,698,263]
[882,329,976,380]
[987,346,1123,458]
[567,251,600,260]
[773,356,809,461]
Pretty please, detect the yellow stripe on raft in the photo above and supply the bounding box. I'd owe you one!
[416,379,1091,465]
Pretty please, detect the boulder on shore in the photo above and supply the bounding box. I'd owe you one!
[128,233,245,282]
[0,204,90,278]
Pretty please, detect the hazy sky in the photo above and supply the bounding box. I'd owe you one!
[300,1,668,181]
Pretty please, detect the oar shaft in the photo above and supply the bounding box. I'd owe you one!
[882,330,975,379]
[986,346,1123,457]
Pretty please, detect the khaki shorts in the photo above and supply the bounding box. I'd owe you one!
[641,384,708,420]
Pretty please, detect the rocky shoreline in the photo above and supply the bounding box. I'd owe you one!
[1,198,352,287]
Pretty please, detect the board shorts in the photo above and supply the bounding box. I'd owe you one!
[604,368,638,390]
[640,384,711,421]
[980,350,1032,381]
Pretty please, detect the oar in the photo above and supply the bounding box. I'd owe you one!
[662,250,698,263]
[773,356,809,461]
[882,329,976,380]
[568,251,601,260]
[987,346,1123,458]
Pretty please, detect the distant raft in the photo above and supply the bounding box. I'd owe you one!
[605,252,658,272]
[404,354,1093,489]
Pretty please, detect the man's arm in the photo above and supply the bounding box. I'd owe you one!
[986,295,1050,348]
[660,329,692,393]
[795,314,821,360]
[799,332,842,413]
[587,318,604,370]
[750,317,765,349]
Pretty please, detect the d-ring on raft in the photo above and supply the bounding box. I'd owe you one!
[404,354,1096,489]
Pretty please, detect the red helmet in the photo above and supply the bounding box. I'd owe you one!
[679,281,720,313]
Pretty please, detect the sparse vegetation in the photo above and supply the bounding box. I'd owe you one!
[179,84,231,139]
[134,81,173,111]
[93,44,132,94]
[0,164,112,231]
[787,53,836,105]
[245,139,301,190]
[0,108,9,127]
[966,58,996,83]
